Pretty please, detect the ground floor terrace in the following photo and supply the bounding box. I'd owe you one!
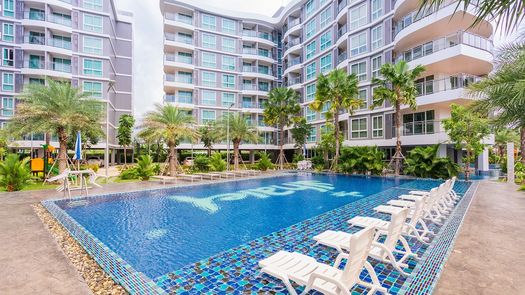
[0,175,522,295]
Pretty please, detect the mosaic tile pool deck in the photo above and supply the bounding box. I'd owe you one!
[43,175,474,295]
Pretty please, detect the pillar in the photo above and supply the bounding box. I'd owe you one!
[110,149,116,165]
[507,142,515,184]
[477,147,489,173]
[437,144,447,158]
[249,150,255,164]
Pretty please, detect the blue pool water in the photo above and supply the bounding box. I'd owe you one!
[58,173,410,279]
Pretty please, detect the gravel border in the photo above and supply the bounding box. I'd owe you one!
[33,203,128,295]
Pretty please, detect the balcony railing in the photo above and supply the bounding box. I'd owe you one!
[288,18,301,28]
[287,56,302,67]
[395,31,493,63]
[396,120,441,136]
[284,37,301,51]
[242,30,276,42]
[24,35,45,45]
[166,94,193,104]
[50,62,71,73]
[165,33,193,44]
[338,0,348,12]
[242,48,273,58]
[165,54,193,64]
[165,12,193,25]
[165,74,193,83]
[49,38,71,49]
[393,0,456,37]
[24,60,45,69]
[338,51,347,63]
[415,74,482,96]
[25,12,72,27]
[286,76,302,86]
[338,25,348,38]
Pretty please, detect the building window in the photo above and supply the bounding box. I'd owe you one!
[3,0,14,17]
[306,107,316,122]
[2,73,13,92]
[371,0,383,21]
[202,90,216,105]
[349,4,367,30]
[306,62,317,80]
[371,25,383,50]
[357,89,367,109]
[305,0,316,17]
[320,7,332,27]
[83,81,103,98]
[222,37,235,52]
[351,61,367,81]
[201,110,216,124]
[222,74,235,88]
[306,20,316,39]
[307,126,317,142]
[221,18,236,34]
[201,52,216,68]
[202,71,216,87]
[202,33,216,49]
[177,71,192,83]
[372,115,383,138]
[320,53,332,74]
[1,97,13,116]
[2,48,13,66]
[83,14,103,33]
[83,59,103,76]
[83,0,103,11]
[53,57,71,72]
[350,32,367,56]
[222,55,235,71]
[402,110,435,135]
[221,92,235,107]
[177,91,193,104]
[2,23,13,42]
[320,31,332,50]
[83,36,103,55]
[201,14,216,30]
[306,40,316,59]
[306,83,316,101]
[29,78,45,85]
[320,102,331,119]
[351,117,367,138]
[372,55,382,78]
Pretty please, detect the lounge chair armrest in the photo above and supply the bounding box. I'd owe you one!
[305,270,347,294]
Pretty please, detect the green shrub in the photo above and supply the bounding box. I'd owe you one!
[0,154,31,191]
[338,146,385,175]
[136,155,155,180]
[311,155,326,168]
[257,153,274,171]
[119,166,138,180]
[194,155,210,172]
[209,153,226,172]
[81,163,99,173]
[292,153,305,163]
[404,145,460,179]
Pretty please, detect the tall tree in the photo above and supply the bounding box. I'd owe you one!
[469,39,525,163]
[290,117,312,155]
[494,128,520,159]
[419,0,524,33]
[117,114,135,166]
[371,61,426,175]
[218,113,258,170]
[310,69,361,170]
[138,104,197,177]
[9,79,103,173]
[263,87,300,169]
[443,104,490,180]
[198,123,220,157]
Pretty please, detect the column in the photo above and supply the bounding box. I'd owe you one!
[110,149,116,165]
[437,144,447,158]
[249,150,255,164]
[507,142,515,184]
[477,147,489,173]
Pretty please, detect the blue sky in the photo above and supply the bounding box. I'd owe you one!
[115,0,518,120]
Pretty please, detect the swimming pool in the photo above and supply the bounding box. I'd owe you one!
[55,173,409,278]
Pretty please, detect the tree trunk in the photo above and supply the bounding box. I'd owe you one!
[333,111,340,171]
[58,130,68,173]
[207,147,211,157]
[512,126,525,164]
[394,102,402,175]
[233,141,240,170]
[169,144,176,176]
[123,147,127,166]
[464,150,471,181]
[278,124,285,170]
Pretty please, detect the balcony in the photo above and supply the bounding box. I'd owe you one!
[48,38,71,50]
[165,94,193,104]
[397,120,441,136]
[24,60,45,69]
[165,74,193,84]
[165,12,193,25]
[393,0,456,37]
[338,25,348,39]
[395,31,493,63]
[242,30,276,43]
[338,0,348,12]
[24,35,45,45]
[24,12,72,27]
[286,76,302,86]
[287,56,302,67]
[337,51,347,63]
[415,74,481,97]
[283,37,301,53]
[50,62,71,73]
[48,14,72,27]
[165,33,193,45]
[165,53,193,64]
[241,48,273,60]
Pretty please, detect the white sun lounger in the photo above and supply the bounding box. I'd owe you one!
[409,177,459,204]
[152,175,177,184]
[194,173,221,180]
[259,227,388,295]
[313,208,418,276]
[348,198,433,244]
[177,174,204,183]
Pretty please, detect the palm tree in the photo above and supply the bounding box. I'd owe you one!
[419,0,523,33]
[9,79,103,173]
[218,113,258,170]
[263,87,300,169]
[310,69,361,170]
[138,104,197,177]
[494,129,519,159]
[117,114,135,166]
[198,123,220,157]
[469,41,525,163]
[371,61,426,175]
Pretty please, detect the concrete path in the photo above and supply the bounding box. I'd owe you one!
[435,181,525,294]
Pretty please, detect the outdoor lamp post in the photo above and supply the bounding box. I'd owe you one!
[105,80,116,177]
[226,102,234,171]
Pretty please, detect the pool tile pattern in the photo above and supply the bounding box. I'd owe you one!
[42,175,474,295]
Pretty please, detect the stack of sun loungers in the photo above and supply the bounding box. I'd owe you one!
[259,177,461,294]
[152,169,263,184]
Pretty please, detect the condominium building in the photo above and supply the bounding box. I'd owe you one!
[160,0,494,169]
[0,0,133,158]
